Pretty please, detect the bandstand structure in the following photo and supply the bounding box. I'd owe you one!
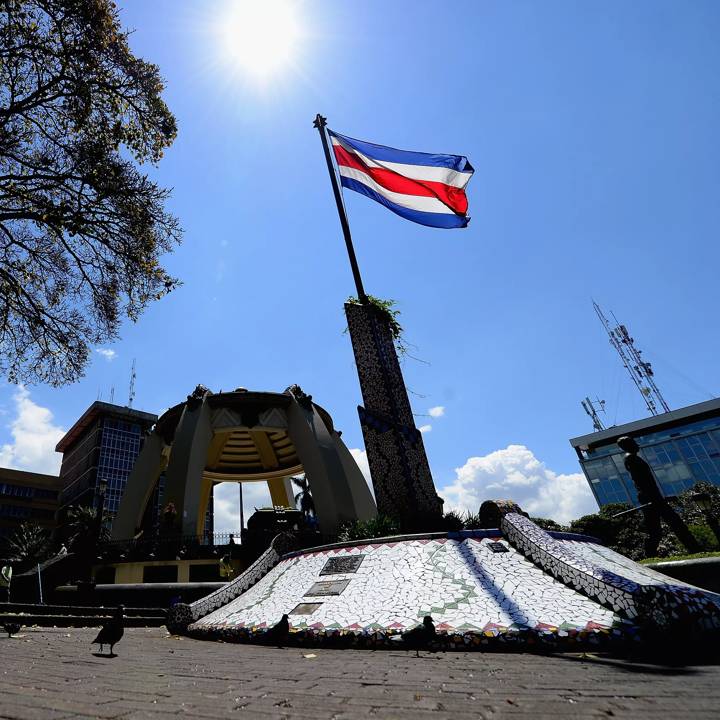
[111,384,376,540]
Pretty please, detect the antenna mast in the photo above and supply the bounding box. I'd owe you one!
[128,359,136,408]
[593,301,670,416]
[581,396,606,431]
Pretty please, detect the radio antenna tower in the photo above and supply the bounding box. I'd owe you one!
[128,359,136,408]
[593,301,670,416]
[581,396,606,431]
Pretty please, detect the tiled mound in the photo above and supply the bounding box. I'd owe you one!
[184,532,634,648]
[167,517,720,649]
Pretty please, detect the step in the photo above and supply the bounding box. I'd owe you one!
[0,613,166,628]
[1,603,166,618]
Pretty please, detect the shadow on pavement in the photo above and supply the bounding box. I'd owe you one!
[550,652,711,675]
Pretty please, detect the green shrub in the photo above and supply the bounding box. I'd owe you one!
[689,523,720,551]
[338,514,400,542]
[441,511,465,532]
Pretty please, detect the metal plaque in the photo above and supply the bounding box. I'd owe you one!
[487,542,509,553]
[304,579,351,596]
[319,555,365,576]
[289,602,323,615]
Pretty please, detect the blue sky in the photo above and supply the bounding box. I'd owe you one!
[2,0,719,527]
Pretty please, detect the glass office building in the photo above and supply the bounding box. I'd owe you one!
[57,401,215,536]
[570,398,720,508]
[57,402,158,526]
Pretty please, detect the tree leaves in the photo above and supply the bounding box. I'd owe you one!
[0,0,181,385]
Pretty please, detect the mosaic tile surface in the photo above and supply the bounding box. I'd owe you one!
[174,517,720,649]
[190,536,623,636]
[502,513,720,631]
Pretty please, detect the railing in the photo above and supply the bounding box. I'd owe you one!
[98,531,243,563]
[97,527,334,565]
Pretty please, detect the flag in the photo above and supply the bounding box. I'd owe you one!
[329,130,474,229]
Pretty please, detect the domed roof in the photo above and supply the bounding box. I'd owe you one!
[154,385,334,481]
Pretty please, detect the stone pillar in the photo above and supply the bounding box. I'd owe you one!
[332,431,377,522]
[285,397,358,535]
[344,302,442,530]
[163,390,214,537]
[267,477,293,508]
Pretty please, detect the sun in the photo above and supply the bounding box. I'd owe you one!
[220,0,302,79]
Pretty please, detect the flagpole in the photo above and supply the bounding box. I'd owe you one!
[314,113,368,304]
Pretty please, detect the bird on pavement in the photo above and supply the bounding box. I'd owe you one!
[91,605,124,656]
[264,613,290,647]
[4,622,21,638]
[400,615,436,657]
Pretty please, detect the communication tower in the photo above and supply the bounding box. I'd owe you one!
[581,396,606,431]
[593,301,670,416]
[128,359,136,408]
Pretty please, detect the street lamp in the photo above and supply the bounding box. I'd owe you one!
[691,491,720,546]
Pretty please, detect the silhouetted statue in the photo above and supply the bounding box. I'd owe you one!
[617,436,700,557]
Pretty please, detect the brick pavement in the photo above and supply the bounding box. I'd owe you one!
[0,627,719,719]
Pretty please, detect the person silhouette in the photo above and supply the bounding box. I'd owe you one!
[617,436,700,557]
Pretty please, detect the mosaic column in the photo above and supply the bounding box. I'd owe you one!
[345,301,443,530]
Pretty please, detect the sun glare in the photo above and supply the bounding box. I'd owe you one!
[220,0,302,79]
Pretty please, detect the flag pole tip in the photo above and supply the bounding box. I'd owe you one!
[313,114,327,129]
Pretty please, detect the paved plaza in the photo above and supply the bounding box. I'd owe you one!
[0,628,719,719]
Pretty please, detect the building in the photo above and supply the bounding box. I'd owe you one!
[0,467,63,540]
[570,398,720,508]
[56,402,158,525]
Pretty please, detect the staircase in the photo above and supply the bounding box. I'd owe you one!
[0,602,166,628]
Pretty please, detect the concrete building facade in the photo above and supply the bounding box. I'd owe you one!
[0,467,63,540]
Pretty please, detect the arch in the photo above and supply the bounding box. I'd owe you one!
[111,386,376,540]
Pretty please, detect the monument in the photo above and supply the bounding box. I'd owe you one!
[162,117,720,652]
[345,300,443,530]
[112,384,376,541]
[618,435,701,556]
[314,114,443,531]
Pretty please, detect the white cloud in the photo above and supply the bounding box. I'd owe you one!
[439,444,597,525]
[419,424,432,434]
[0,386,64,475]
[212,481,274,533]
[428,406,445,418]
[95,348,117,361]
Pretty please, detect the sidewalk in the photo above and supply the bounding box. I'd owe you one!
[0,627,718,719]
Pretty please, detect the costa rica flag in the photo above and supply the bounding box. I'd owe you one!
[329,130,474,229]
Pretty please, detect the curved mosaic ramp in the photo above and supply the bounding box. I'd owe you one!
[169,516,720,650]
[502,513,720,633]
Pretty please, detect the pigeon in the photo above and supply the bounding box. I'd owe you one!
[400,616,436,657]
[4,622,21,638]
[264,614,290,647]
[91,605,124,656]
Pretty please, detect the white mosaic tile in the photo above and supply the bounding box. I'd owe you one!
[192,536,620,633]
[177,518,720,642]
